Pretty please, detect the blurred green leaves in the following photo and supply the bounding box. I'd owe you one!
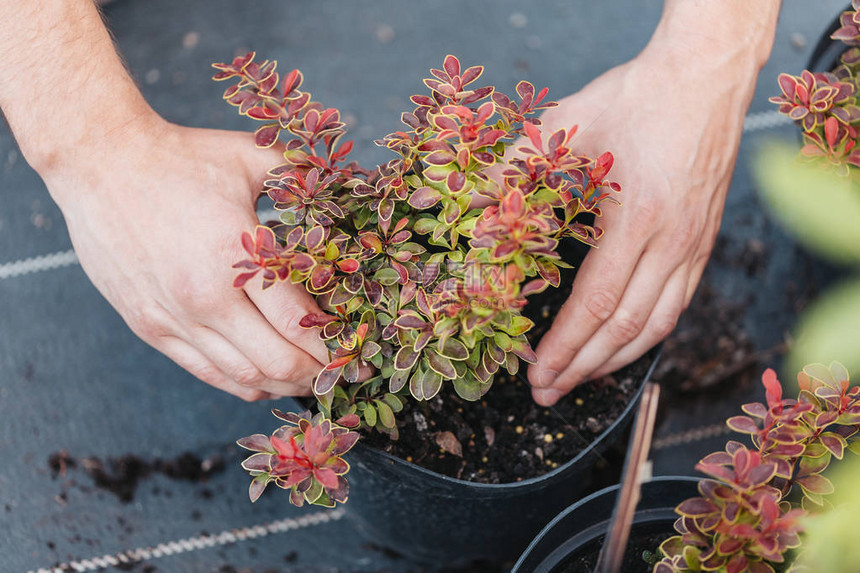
[755,143,860,264]
[755,142,860,380]
[794,457,860,573]
[788,277,860,379]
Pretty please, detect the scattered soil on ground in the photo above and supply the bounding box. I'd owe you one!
[47,449,229,503]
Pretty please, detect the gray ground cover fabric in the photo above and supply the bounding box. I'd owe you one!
[0,1,849,571]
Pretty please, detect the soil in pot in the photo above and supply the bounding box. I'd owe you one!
[553,521,669,573]
[362,237,648,483]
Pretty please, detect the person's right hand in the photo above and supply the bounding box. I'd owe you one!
[41,113,330,401]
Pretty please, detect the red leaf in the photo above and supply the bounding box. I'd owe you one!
[255,124,280,148]
[299,313,337,328]
[443,55,460,78]
[446,171,466,193]
[762,368,782,407]
[233,271,258,288]
[798,474,834,495]
[337,258,360,273]
[334,414,360,429]
[523,121,543,151]
[424,150,456,166]
[825,116,839,148]
[726,415,759,435]
[314,367,341,395]
[237,434,273,452]
[676,497,718,517]
[326,354,355,371]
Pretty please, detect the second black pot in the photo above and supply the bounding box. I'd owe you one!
[512,476,700,573]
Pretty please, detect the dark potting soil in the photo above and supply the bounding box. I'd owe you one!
[362,267,647,483]
[362,358,644,483]
[554,522,670,573]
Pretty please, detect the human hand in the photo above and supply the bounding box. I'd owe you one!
[42,114,329,401]
[527,37,764,406]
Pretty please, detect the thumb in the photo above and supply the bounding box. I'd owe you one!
[231,131,288,190]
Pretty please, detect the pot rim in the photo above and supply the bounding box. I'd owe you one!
[352,345,662,490]
[808,4,849,73]
[511,475,700,573]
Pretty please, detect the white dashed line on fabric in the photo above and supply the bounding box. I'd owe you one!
[27,509,344,573]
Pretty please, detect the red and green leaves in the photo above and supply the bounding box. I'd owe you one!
[771,3,860,178]
[237,410,359,507]
[223,54,624,509]
[655,362,860,572]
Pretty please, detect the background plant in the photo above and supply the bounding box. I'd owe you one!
[214,53,621,506]
[653,362,860,573]
[756,1,860,379]
[770,1,860,176]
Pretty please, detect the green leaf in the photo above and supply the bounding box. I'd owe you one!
[304,478,325,504]
[310,491,336,508]
[439,337,469,360]
[505,315,534,337]
[422,371,443,400]
[375,400,395,428]
[493,331,513,351]
[410,367,443,400]
[452,373,482,401]
[364,403,377,427]
[414,217,439,235]
[375,267,401,286]
[383,393,403,412]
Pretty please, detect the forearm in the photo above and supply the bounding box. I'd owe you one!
[0,0,155,177]
[649,0,781,82]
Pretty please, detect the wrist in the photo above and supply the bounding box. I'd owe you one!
[15,83,162,179]
[0,0,163,181]
[645,0,780,77]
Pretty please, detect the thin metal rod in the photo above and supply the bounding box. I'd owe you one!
[595,382,661,573]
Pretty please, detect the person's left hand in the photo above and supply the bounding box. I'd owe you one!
[525,39,761,406]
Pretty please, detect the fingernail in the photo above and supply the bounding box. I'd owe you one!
[534,369,559,388]
[534,388,563,406]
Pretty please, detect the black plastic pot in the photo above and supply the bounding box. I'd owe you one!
[512,476,700,573]
[340,349,661,567]
[808,5,849,74]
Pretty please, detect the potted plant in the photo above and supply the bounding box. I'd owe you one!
[213,52,658,564]
[513,362,860,573]
[756,0,860,377]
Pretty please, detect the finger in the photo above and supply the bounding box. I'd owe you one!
[531,253,679,406]
[207,293,325,385]
[585,268,688,380]
[685,251,710,307]
[684,221,721,305]
[234,132,289,188]
[527,229,645,390]
[155,335,277,402]
[243,281,331,365]
[190,324,314,397]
